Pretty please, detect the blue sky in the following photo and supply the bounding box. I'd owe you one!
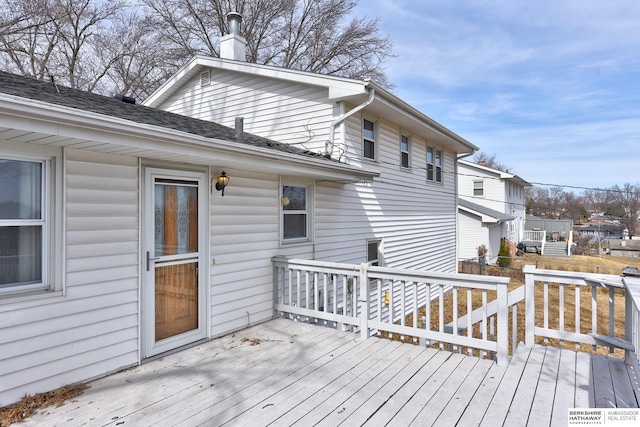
[353,0,640,191]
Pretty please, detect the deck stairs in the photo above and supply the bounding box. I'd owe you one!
[543,241,569,257]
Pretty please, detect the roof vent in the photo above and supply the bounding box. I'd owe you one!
[114,94,136,104]
[200,70,211,87]
[235,117,244,141]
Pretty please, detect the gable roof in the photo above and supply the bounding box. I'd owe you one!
[0,71,376,180]
[458,159,530,187]
[458,198,515,224]
[143,56,479,155]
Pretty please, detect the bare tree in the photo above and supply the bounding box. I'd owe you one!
[142,0,394,86]
[472,152,510,172]
[95,10,189,99]
[0,0,126,92]
[608,183,640,238]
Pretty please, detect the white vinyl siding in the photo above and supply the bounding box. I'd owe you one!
[208,170,282,337]
[0,148,139,406]
[156,69,335,155]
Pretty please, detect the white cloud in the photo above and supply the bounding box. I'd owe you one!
[353,0,640,190]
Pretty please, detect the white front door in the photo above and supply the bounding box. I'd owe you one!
[143,168,207,357]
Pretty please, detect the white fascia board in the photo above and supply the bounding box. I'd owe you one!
[0,94,379,181]
[459,205,500,224]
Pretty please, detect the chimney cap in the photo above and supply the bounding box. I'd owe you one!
[227,12,242,35]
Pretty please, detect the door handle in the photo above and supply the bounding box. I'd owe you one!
[146,251,160,271]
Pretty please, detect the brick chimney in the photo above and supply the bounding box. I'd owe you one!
[220,12,246,61]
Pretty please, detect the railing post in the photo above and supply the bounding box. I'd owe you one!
[624,282,633,364]
[524,265,535,347]
[360,263,370,341]
[496,282,508,366]
[272,263,280,319]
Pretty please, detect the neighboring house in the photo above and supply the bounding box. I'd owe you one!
[523,216,574,257]
[0,18,478,405]
[456,159,530,261]
[577,223,625,242]
[608,239,640,258]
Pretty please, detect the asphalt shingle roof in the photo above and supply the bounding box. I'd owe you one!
[0,71,331,160]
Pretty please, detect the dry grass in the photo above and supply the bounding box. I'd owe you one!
[0,384,88,427]
[381,254,631,359]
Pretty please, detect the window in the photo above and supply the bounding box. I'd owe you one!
[400,135,410,168]
[282,185,309,241]
[0,157,46,292]
[426,146,443,183]
[473,180,484,196]
[367,240,381,266]
[363,118,376,160]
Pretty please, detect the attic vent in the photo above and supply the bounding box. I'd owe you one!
[200,70,211,87]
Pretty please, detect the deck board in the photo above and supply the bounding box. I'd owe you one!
[21,319,639,427]
[550,348,577,427]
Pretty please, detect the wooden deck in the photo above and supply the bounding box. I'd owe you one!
[23,319,639,427]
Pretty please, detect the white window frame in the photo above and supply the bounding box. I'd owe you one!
[363,118,377,161]
[426,145,443,183]
[281,182,313,243]
[473,180,484,196]
[400,134,410,169]
[0,153,52,295]
[0,145,64,304]
[367,239,383,266]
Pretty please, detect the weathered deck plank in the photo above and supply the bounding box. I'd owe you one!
[528,346,562,426]
[21,319,638,427]
[550,348,578,427]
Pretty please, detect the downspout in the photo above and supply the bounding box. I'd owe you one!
[325,87,375,158]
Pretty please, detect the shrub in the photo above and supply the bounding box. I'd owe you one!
[497,239,511,267]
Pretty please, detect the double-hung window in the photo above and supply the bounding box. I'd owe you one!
[282,184,309,241]
[0,157,47,293]
[426,146,443,183]
[363,118,376,160]
[473,180,484,196]
[400,135,410,168]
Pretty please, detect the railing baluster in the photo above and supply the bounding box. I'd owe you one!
[412,281,418,343]
[288,269,293,306]
[467,287,473,356]
[559,284,565,345]
[592,285,597,351]
[575,285,581,349]
[481,289,487,358]
[377,279,382,327]
[323,273,328,314]
[452,286,458,352]
[512,305,517,355]
[425,283,431,346]
[401,281,406,327]
[544,281,549,344]
[296,270,301,308]
[609,287,615,353]
[439,284,445,350]
[305,271,310,310]
[314,272,319,311]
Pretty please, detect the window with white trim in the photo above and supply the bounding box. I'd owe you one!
[426,146,443,183]
[282,184,310,241]
[473,180,484,196]
[400,134,410,168]
[367,239,382,266]
[0,157,47,293]
[363,118,376,160]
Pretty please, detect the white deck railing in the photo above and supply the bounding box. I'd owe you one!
[273,258,639,369]
[273,257,512,366]
[523,265,635,354]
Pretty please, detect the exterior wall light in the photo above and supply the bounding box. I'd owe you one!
[214,171,229,196]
